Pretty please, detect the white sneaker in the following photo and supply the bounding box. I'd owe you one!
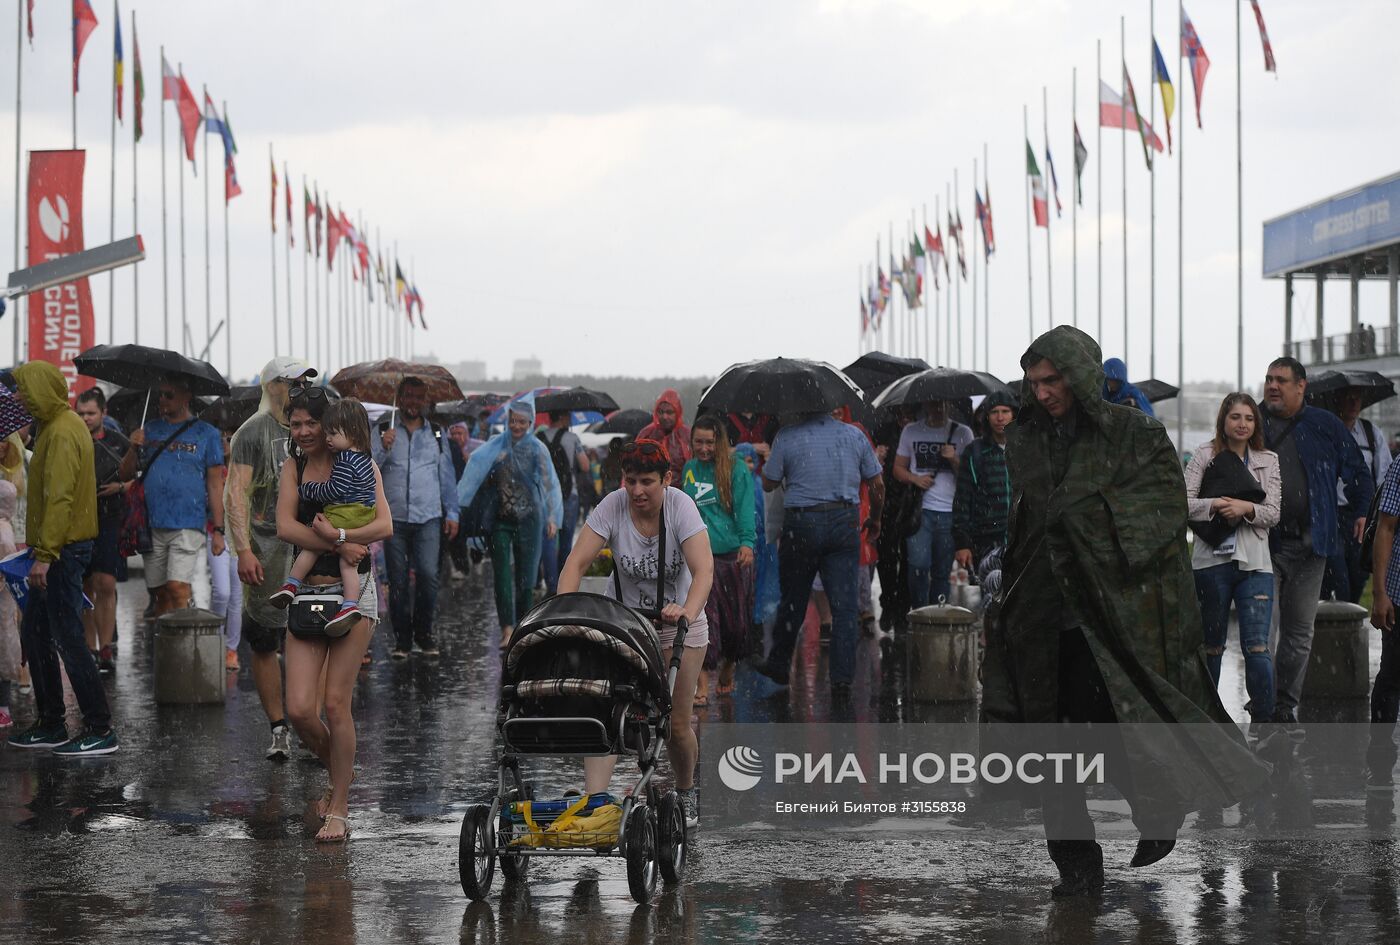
[267,724,292,761]
[677,787,699,829]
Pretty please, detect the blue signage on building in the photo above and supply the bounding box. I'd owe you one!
[1262,172,1400,277]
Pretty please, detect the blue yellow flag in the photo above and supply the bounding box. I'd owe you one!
[113,2,124,121]
[1152,38,1175,154]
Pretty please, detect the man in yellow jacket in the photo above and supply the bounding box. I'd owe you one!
[6,361,117,756]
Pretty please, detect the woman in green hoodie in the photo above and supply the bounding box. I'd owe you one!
[682,415,755,702]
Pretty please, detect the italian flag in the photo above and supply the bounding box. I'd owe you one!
[1026,140,1048,228]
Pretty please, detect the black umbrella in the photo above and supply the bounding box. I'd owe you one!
[1306,369,1396,410]
[199,385,263,431]
[537,387,620,415]
[75,344,230,397]
[841,352,931,401]
[1136,379,1181,404]
[871,367,1011,410]
[592,408,651,436]
[697,358,863,416]
[106,387,218,432]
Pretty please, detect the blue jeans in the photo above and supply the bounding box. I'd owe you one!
[766,504,860,685]
[1194,562,1274,722]
[385,519,442,650]
[539,491,579,596]
[906,509,955,608]
[23,541,110,731]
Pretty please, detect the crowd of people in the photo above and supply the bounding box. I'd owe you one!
[4,335,1400,879]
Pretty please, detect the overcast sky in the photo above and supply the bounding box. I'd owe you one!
[3,0,1396,387]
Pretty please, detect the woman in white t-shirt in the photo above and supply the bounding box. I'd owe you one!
[558,438,713,829]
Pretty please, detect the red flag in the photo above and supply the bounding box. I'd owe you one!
[27,0,33,44]
[269,158,278,232]
[224,156,241,201]
[27,150,96,399]
[72,0,98,93]
[1249,0,1276,73]
[175,72,199,163]
[326,205,341,269]
[284,162,293,247]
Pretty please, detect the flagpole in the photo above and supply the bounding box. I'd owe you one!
[1121,17,1128,363]
[1023,105,1034,345]
[178,64,188,355]
[875,234,882,352]
[953,172,961,368]
[1235,0,1243,389]
[108,0,117,343]
[159,46,167,350]
[1043,86,1054,328]
[409,257,417,361]
[303,177,309,358]
[908,212,917,359]
[933,197,940,366]
[887,221,895,356]
[1149,0,1157,378]
[130,9,138,344]
[971,160,979,371]
[70,10,76,149]
[1097,38,1104,343]
[377,227,385,359]
[315,187,322,369]
[12,0,22,363]
[202,84,210,359]
[983,142,990,372]
[1178,0,1186,452]
[220,101,229,378]
[923,204,930,366]
[1072,67,1078,329]
[268,144,279,357]
[283,163,292,357]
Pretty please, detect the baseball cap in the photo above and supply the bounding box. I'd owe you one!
[260,357,318,384]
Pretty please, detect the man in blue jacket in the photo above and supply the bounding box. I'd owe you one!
[373,376,460,658]
[1262,357,1373,728]
[1101,357,1155,416]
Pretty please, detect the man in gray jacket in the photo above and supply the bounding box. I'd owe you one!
[372,376,459,658]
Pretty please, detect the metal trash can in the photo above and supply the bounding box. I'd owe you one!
[906,603,979,703]
[1302,599,1370,699]
[154,607,227,704]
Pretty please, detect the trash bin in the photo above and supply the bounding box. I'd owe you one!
[1302,599,1370,699]
[154,608,227,704]
[906,603,979,703]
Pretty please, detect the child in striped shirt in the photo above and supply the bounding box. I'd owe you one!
[271,398,377,632]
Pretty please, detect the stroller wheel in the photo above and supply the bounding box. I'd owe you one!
[624,804,659,904]
[656,791,687,885]
[499,777,532,883]
[459,804,496,900]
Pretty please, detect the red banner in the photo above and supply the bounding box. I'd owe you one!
[27,150,94,400]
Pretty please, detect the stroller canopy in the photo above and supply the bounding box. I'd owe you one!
[507,593,669,704]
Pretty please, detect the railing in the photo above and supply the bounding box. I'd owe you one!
[1283,325,1397,365]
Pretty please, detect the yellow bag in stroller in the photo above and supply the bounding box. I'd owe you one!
[510,793,623,849]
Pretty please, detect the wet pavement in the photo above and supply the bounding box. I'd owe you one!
[4,562,1400,944]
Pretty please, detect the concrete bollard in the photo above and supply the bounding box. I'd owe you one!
[906,603,980,703]
[154,608,227,704]
[1302,599,1370,699]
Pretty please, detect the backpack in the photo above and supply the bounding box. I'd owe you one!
[538,428,575,499]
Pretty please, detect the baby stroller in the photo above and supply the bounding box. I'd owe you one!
[458,591,688,904]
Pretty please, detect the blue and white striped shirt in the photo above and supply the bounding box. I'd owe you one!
[299,449,376,508]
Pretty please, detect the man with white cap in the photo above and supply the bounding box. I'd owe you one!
[224,357,316,761]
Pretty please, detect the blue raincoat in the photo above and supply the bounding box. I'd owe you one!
[457,395,563,529]
[1101,357,1155,416]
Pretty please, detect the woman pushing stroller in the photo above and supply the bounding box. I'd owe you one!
[557,437,713,829]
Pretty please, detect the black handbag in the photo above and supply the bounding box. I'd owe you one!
[287,589,355,640]
[494,462,534,525]
[1189,450,1268,548]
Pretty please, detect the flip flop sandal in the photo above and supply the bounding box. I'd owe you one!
[316,814,350,843]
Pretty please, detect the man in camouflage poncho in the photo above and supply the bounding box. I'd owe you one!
[985,326,1269,898]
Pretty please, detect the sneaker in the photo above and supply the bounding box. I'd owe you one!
[416,642,440,657]
[325,601,360,634]
[268,582,299,609]
[676,787,699,829]
[8,721,69,749]
[1367,765,1395,794]
[1271,707,1306,743]
[51,728,119,757]
[0,708,12,729]
[390,649,410,661]
[98,645,115,677]
[225,648,240,672]
[267,724,292,761]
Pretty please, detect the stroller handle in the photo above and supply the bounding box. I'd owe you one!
[636,609,689,675]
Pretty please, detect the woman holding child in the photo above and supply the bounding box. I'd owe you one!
[275,391,393,842]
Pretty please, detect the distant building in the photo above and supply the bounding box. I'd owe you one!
[512,357,543,380]
[454,360,487,384]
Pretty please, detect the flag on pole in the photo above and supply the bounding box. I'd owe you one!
[877,265,891,311]
[1152,38,1176,153]
[73,0,98,93]
[1249,0,1277,73]
[923,224,946,289]
[1026,140,1048,227]
[1046,146,1063,217]
[1098,80,1165,152]
[284,162,293,248]
[113,3,124,121]
[27,0,33,44]
[860,297,869,334]
[1180,7,1210,128]
[411,286,426,329]
[161,55,178,102]
[1122,65,1155,171]
[132,18,144,140]
[974,189,995,259]
[905,238,925,306]
[314,189,323,259]
[175,72,200,164]
[394,261,408,309]
[304,185,315,255]
[982,186,995,255]
[269,158,278,232]
[224,154,241,201]
[1073,121,1088,205]
[950,211,968,280]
